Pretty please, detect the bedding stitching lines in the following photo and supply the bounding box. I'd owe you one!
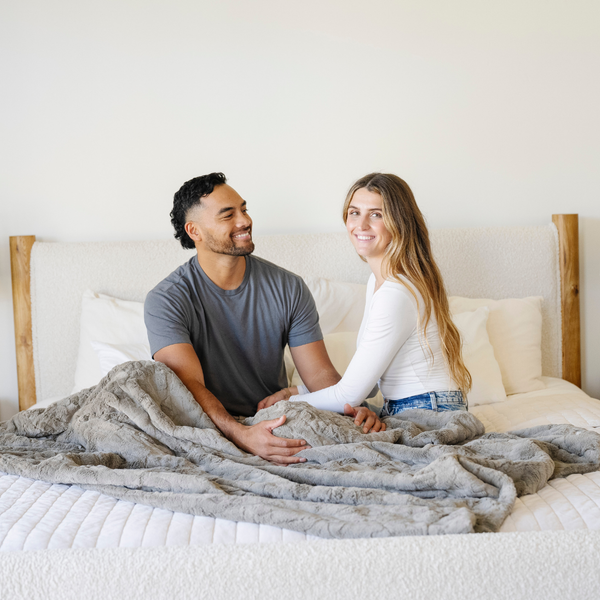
[558,475,600,513]
[163,510,175,546]
[0,477,39,549]
[519,494,554,531]
[0,472,19,490]
[578,473,600,504]
[0,476,32,515]
[62,489,103,549]
[529,490,565,531]
[77,491,121,549]
[21,483,70,550]
[46,485,85,549]
[547,480,591,528]
[0,478,46,548]
[112,498,132,548]
[138,505,156,548]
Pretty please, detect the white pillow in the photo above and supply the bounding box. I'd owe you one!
[72,290,150,393]
[303,277,367,335]
[91,341,152,378]
[449,296,544,395]
[452,308,506,406]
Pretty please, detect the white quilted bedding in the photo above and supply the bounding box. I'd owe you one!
[2,377,600,552]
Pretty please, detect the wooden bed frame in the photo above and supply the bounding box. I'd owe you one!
[10,214,581,412]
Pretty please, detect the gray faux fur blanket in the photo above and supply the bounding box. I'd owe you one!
[1,361,599,538]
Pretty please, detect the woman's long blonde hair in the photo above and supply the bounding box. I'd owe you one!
[343,173,472,395]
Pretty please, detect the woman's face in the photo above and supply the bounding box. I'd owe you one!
[345,188,392,261]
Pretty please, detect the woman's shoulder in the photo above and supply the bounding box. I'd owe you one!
[372,277,420,312]
[381,276,418,296]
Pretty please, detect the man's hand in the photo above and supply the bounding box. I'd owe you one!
[235,415,311,465]
[257,387,295,411]
[344,404,386,433]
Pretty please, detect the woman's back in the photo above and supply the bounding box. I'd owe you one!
[360,274,452,401]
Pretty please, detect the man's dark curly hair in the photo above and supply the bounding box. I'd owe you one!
[170,172,227,249]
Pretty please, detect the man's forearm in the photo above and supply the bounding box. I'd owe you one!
[175,372,245,441]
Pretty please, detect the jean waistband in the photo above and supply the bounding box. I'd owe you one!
[383,390,466,414]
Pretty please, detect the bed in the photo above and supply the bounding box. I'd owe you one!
[4,214,600,600]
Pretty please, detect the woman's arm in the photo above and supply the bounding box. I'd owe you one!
[290,284,419,413]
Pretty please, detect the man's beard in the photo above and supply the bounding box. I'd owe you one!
[203,229,255,256]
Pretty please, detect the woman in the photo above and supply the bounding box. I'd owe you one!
[259,173,471,418]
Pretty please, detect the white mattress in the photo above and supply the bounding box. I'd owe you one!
[2,377,600,552]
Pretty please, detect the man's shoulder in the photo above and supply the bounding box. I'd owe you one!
[249,255,304,285]
[145,256,197,306]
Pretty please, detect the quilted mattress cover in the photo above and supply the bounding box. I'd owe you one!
[2,377,600,552]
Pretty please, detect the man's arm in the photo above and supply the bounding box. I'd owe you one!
[154,343,310,464]
[290,339,341,391]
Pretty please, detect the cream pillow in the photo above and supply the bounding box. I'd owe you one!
[72,290,150,393]
[449,296,544,395]
[452,308,506,405]
[303,277,366,335]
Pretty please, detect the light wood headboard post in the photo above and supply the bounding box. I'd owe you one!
[10,235,37,410]
[552,214,581,387]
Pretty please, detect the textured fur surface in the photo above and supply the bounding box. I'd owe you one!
[1,361,598,538]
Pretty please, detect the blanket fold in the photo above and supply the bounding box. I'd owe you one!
[1,361,599,538]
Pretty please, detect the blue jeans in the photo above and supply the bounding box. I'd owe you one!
[382,391,467,416]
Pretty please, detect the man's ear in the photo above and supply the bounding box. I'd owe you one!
[185,221,202,243]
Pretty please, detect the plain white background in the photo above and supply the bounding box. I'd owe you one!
[1,0,599,419]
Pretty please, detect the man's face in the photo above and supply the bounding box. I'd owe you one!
[186,184,254,256]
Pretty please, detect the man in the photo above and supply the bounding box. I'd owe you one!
[144,173,383,465]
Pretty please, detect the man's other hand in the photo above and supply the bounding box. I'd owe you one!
[257,388,294,411]
[236,415,310,465]
[344,404,386,433]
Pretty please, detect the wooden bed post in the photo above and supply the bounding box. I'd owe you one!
[552,214,581,388]
[10,235,37,410]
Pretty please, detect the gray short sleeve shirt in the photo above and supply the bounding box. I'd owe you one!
[144,255,322,417]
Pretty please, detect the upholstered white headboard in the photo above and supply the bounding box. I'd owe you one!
[25,224,562,404]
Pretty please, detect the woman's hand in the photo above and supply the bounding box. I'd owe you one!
[344,404,386,433]
[257,387,297,411]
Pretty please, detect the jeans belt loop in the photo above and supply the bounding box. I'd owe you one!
[429,391,437,411]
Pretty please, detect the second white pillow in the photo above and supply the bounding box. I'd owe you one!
[449,296,544,395]
[452,308,506,406]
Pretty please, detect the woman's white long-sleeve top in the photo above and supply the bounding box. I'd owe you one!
[291,274,454,413]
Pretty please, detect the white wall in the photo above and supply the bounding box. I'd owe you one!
[1,0,599,419]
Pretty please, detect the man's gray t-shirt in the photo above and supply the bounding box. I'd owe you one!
[144,255,322,417]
